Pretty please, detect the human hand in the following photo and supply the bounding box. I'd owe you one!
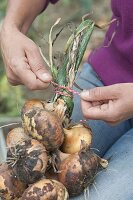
[80,83,133,125]
[0,26,52,90]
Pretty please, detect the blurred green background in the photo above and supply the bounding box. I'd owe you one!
[0,0,110,120]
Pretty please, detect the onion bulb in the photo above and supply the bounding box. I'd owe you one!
[61,123,92,154]
[6,127,29,147]
[57,147,108,197]
[22,107,64,151]
[7,139,48,184]
[21,179,69,200]
[0,163,26,200]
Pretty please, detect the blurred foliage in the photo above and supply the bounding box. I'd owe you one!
[0,76,24,117]
[62,0,92,11]
[0,0,7,19]
[0,0,24,117]
[80,0,92,12]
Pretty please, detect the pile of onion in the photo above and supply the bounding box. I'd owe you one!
[0,99,108,199]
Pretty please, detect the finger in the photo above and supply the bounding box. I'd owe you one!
[81,99,93,116]
[25,45,52,83]
[83,106,108,120]
[2,54,23,86]
[105,121,119,126]
[5,65,23,86]
[81,99,110,120]
[92,101,102,107]
[80,86,119,102]
[12,61,50,90]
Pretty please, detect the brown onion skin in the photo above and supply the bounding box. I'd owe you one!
[57,148,100,197]
[6,127,29,147]
[21,99,44,114]
[22,108,64,151]
[21,179,69,200]
[61,123,92,154]
[0,164,26,200]
[7,139,48,184]
[52,180,69,200]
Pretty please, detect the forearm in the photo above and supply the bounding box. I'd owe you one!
[3,0,47,34]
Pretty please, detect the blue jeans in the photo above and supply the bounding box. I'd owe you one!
[71,63,133,200]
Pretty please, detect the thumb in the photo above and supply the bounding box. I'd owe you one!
[26,45,52,82]
[80,86,118,101]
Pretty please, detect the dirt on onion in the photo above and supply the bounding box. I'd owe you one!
[22,107,64,151]
[7,139,48,184]
[21,179,69,200]
[0,163,26,200]
[56,147,108,197]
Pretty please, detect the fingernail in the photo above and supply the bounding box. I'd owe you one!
[41,73,52,82]
[80,90,89,98]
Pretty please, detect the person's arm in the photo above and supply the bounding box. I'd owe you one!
[80,83,133,125]
[4,0,47,34]
[0,0,52,90]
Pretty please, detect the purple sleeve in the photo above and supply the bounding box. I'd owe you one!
[49,0,59,3]
[43,0,59,10]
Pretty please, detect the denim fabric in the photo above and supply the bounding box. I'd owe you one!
[70,63,133,200]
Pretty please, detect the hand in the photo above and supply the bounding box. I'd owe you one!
[0,26,52,90]
[80,83,133,125]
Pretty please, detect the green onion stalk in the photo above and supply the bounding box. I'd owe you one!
[40,17,95,126]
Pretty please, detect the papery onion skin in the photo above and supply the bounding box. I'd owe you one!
[6,127,29,147]
[21,99,44,114]
[22,108,64,151]
[58,148,102,197]
[0,164,26,200]
[7,139,48,184]
[21,179,69,200]
[52,180,69,200]
[62,123,92,154]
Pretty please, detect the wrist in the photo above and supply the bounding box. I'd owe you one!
[3,16,30,34]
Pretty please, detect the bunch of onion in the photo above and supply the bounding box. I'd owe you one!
[1,17,109,199]
[20,18,108,197]
[21,18,96,154]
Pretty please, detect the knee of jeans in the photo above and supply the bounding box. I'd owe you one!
[125,128,133,137]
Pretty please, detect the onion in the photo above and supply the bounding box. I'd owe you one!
[57,147,108,197]
[21,179,69,200]
[21,99,44,114]
[61,123,92,154]
[6,127,29,147]
[22,107,64,151]
[7,139,48,184]
[0,163,26,200]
